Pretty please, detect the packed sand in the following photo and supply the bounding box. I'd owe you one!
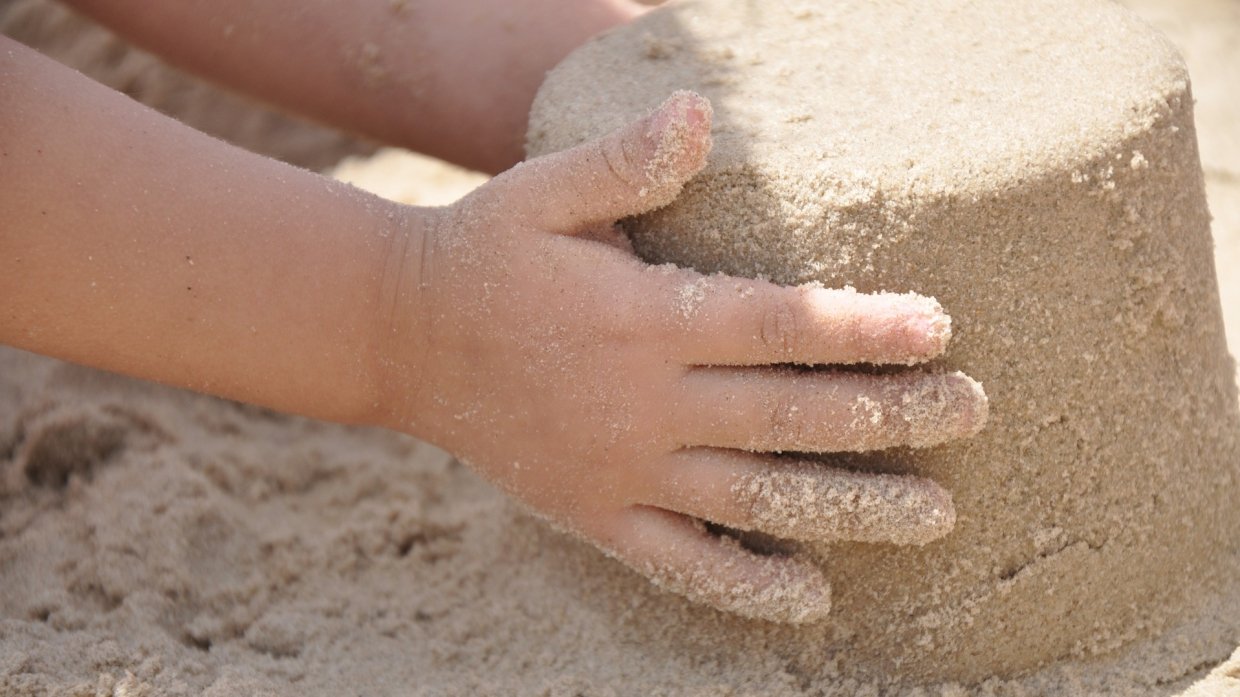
[3,0,1240,695]
[528,0,1240,684]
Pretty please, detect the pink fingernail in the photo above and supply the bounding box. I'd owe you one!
[906,310,952,357]
[643,91,713,183]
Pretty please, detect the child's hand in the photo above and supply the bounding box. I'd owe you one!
[378,92,987,623]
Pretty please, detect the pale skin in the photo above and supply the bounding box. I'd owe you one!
[0,1,987,622]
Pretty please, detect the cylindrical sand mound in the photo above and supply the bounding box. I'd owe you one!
[528,0,1240,682]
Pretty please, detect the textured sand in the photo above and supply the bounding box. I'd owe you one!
[528,0,1240,684]
[2,0,1239,695]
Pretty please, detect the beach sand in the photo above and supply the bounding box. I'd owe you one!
[2,1,1239,695]
[527,0,1240,685]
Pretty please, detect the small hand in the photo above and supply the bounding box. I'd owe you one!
[378,92,987,623]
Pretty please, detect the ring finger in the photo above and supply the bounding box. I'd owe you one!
[643,448,956,546]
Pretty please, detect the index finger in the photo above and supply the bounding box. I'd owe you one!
[653,271,951,366]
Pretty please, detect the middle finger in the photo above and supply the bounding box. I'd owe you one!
[676,368,987,453]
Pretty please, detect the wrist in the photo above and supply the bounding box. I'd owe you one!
[362,203,443,433]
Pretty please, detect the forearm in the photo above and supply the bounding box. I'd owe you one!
[60,0,642,174]
[0,37,420,425]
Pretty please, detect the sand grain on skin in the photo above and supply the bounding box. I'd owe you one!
[732,464,956,545]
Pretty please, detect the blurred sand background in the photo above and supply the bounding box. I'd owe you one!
[1,0,1238,694]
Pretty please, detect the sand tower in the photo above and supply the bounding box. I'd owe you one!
[527,0,1240,683]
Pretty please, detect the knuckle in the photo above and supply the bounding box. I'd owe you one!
[600,134,648,196]
[760,293,805,360]
[762,384,806,450]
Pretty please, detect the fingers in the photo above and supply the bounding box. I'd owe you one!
[657,275,952,366]
[597,506,831,623]
[678,369,987,453]
[644,449,955,546]
[578,222,636,253]
[486,90,712,234]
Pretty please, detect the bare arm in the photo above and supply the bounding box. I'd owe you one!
[59,0,645,173]
[0,36,408,424]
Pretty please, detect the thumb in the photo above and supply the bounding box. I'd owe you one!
[488,90,713,234]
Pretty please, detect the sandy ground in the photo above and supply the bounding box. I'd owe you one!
[2,1,1239,695]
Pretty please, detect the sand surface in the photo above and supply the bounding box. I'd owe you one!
[3,1,1240,695]
[528,0,1240,684]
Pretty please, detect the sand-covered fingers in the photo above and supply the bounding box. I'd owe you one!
[660,278,951,367]
[647,450,955,546]
[483,90,712,234]
[597,506,831,623]
[678,369,987,453]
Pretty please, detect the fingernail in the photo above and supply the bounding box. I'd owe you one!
[905,307,952,359]
[648,90,712,135]
[958,374,989,436]
[643,91,713,186]
[934,372,989,439]
[912,483,957,545]
[896,372,987,449]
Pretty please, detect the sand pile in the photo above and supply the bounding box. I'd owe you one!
[527,0,1240,687]
[2,0,1240,695]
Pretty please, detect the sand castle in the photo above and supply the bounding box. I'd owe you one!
[528,0,1240,684]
